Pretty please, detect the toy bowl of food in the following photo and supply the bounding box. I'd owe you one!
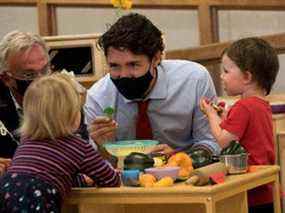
[103,140,159,169]
[144,166,180,180]
[103,140,159,157]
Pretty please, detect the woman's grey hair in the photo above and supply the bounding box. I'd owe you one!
[0,30,49,74]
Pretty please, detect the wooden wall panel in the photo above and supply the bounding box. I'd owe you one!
[1,0,285,92]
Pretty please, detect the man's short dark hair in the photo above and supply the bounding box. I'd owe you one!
[98,13,164,60]
[223,37,279,95]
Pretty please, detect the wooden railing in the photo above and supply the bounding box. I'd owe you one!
[166,32,285,65]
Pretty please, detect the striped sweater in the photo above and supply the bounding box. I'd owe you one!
[7,134,120,199]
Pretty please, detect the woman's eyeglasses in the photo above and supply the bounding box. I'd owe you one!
[5,62,51,80]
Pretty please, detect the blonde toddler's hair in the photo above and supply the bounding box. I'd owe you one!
[21,73,81,140]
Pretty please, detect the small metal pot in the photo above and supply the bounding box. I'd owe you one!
[220,153,249,174]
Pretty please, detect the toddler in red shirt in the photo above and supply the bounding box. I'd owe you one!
[200,37,279,213]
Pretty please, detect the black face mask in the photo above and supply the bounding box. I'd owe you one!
[15,79,33,96]
[111,69,154,100]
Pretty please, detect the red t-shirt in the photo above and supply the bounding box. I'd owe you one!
[220,96,275,207]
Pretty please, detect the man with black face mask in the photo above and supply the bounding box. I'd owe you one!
[85,13,222,159]
[0,31,51,161]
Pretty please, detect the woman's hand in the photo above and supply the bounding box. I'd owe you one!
[0,158,11,176]
[88,116,118,146]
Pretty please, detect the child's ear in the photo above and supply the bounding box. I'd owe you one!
[243,71,253,84]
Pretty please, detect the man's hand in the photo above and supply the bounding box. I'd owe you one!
[0,158,11,176]
[88,116,118,145]
[150,144,174,155]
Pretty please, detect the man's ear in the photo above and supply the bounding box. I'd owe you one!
[243,71,253,85]
[153,51,163,67]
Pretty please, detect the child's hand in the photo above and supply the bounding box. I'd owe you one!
[0,158,11,176]
[83,174,94,186]
[200,97,218,116]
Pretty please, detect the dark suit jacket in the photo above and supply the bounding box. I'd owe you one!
[0,81,19,158]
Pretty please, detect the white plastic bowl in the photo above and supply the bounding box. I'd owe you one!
[144,167,180,180]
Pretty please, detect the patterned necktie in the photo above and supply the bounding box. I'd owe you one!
[136,100,153,139]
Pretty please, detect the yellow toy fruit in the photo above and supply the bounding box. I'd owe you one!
[153,177,174,187]
[153,157,165,167]
[139,173,156,187]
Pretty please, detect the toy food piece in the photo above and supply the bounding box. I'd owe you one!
[204,98,224,115]
[220,140,247,155]
[166,152,193,178]
[167,152,192,167]
[211,103,223,114]
[186,162,228,186]
[153,177,174,187]
[217,101,226,108]
[103,106,115,118]
[178,167,192,179]
[139,173,156,187]
[190,149,213,169]
[124,152,154,171]
[153,157,165,167]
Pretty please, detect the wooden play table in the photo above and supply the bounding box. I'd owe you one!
[62,165,281,213]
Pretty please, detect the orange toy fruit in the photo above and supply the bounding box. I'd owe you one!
[167,152,193,178]
[139,173,156,187]
[178,166,193,178]
[168,152,192,168]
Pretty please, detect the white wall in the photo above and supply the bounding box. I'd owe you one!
[56,7,199,51]
[0,6,38,37]
[219,10,285,93]
[0,6,284,93]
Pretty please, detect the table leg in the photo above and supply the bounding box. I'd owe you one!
[273,177,281,213]
[205,197,216,213]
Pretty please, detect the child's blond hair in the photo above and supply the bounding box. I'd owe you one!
[21,73,81,140]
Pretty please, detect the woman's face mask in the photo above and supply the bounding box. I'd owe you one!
[111,67,153,100]
[15,79,33,96]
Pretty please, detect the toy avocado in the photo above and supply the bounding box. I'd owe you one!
[124,152,154,171]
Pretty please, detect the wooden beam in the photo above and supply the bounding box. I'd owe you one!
[209,0,285,9]
[43,0,199,8]
[38,2,57,36]
[211,6,219,42]
[198,2,219,44]
[0,0,36,4]
[166,32,285,65]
